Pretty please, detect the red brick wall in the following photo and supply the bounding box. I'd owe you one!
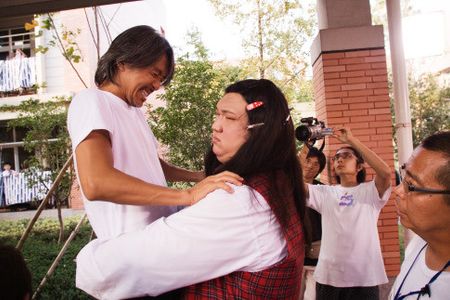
[69,179,84,210]
[312,48,400,276]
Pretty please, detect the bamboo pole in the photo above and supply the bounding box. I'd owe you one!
[32,213,87,300]
[16,153,73,250]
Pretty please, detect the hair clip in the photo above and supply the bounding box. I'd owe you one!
[246,101,264,111]
[247,122,264,129]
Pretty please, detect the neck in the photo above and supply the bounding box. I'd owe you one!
[304,177,314,184]
[338,174,358,187]
[100,81,124,100]
[424,233,450,271]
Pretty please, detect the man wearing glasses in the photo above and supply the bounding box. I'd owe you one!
[305,127,392,300]
[390,130,450,300]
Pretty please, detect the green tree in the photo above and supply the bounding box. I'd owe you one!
[0,97,72,242]
[149,30,242,170]
[409,74,450,146]
[208,0,316,101]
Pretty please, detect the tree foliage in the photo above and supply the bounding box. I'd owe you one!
[208,0,316,101]
[0,97,73,242]
[149,30,242,170]
[6,98,70,173]
[408,74,450,146]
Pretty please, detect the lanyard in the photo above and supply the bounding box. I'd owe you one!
[394,243,450,300]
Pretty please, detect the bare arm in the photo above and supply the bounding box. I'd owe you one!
[333,127,391,197]
[159,159,205,182]
[75,130,242,206]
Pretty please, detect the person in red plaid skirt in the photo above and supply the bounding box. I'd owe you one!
[76,78,310,299]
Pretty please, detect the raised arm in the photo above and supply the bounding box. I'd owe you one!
[333,127,391,197]
[75,130,242,206]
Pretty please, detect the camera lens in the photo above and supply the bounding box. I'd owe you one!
[295,125,311,141]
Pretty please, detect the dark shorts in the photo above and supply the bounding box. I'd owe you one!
[316,282,379,300]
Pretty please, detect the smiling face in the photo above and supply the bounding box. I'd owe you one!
[303,156,321,183]
[114,54,168,107]
[211,93,250,164]
[394,147,450,238]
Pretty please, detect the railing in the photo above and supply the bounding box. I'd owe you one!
[0,55,37,95]
[0,170,53,207]
[0,30,34,53]
[0,28,36,96]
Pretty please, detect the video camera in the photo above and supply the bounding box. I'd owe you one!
[295,117,333,142]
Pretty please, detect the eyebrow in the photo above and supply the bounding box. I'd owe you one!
[404,167,425,186]
[155,66,167,79]
[217,108,240,116]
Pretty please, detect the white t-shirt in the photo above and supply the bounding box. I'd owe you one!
[390,235,450,299]
[76,184,288,299]
[68,88,176,239]
[308,180,391,287]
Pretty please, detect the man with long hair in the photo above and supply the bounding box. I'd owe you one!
[76,79,309,299]
[67,25,241,240]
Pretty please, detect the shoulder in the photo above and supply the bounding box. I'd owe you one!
[70,88,104,108]
[405,235,427,258]
[357,180,378,192]
[189,184,269,214]
[73,88,102,100]
[309,183,335,192]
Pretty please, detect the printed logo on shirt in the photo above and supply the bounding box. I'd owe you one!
[338,192,354,206]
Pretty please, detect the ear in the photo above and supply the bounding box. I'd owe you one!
[117,62,126,72]
[356,163,363,172]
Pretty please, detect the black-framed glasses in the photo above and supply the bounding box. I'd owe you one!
[400,164,450,195]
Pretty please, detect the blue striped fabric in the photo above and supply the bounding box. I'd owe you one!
[2,171,52,206]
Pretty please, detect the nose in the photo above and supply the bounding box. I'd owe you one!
[212,116,222,132]
[152,79,162,90]
[393,184,404,208]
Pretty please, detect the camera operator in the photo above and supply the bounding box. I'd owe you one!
[297,143,326,300]
[304,127,391,300]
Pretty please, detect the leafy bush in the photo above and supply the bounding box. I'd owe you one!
[0,216,92,299]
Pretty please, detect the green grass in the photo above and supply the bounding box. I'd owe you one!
[398,224,405,262]
[0,216,93,299]
[1,216,408,299]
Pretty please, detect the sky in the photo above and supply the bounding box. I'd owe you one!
[100,0,245,60]
[99,0,450,64]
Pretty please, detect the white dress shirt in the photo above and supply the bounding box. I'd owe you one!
[76,184,288,299]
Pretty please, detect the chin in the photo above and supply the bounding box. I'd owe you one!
[399,217,412,229]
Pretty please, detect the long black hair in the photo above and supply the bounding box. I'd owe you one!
[205,79,309,242]
[95,25,174,87]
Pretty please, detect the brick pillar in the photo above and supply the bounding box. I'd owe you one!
[69,178,84,210]
[311,0,400,278]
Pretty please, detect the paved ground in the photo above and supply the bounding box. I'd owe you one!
[0,208,84,221]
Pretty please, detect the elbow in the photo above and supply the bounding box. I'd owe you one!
[379,166,392,183]
[80,178,104,201]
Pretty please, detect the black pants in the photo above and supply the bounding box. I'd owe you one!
[316,282,379,300]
